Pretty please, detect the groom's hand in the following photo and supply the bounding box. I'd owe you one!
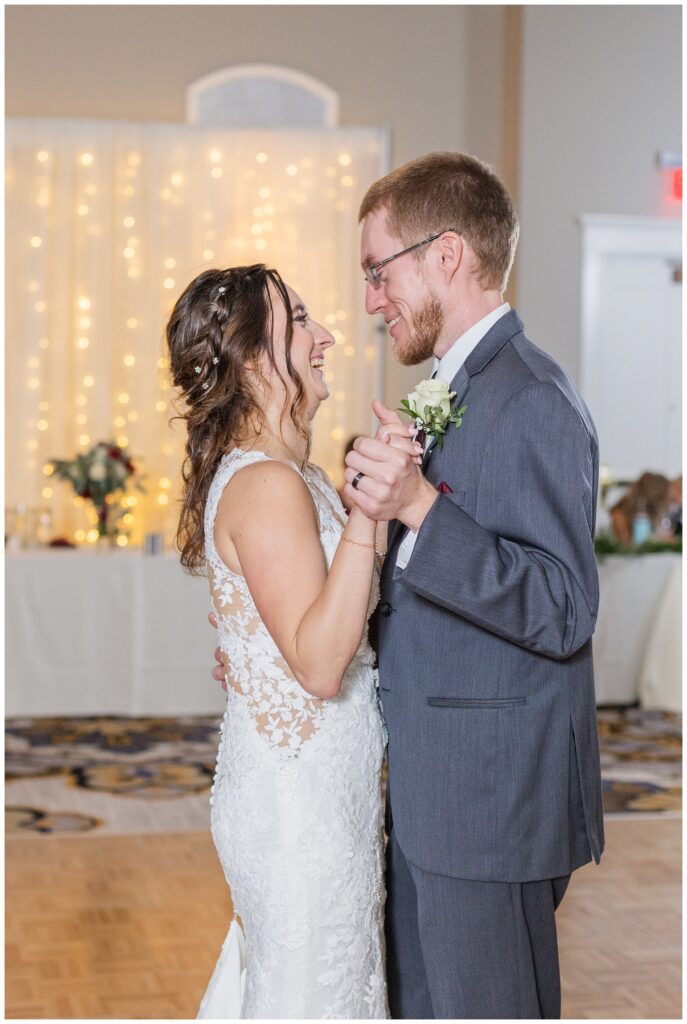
[344,402,439,529]
[208,611,229,692]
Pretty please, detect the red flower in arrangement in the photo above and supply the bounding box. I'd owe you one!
[436,481,454,494]
[108,447,122,461]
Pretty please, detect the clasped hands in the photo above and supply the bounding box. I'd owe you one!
[342,399,439,531]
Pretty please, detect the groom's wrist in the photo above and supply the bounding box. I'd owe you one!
[400,479,439,533]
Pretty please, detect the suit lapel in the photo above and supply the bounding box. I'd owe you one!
[422,365,471,470]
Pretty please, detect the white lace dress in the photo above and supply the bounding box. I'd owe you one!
[197,448,388,1020]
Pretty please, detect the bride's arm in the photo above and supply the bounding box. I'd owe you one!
[215,460,376,700]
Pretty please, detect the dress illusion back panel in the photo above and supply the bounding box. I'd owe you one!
[198,448,388,1020]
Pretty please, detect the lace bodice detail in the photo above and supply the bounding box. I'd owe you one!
[204,448,380,757]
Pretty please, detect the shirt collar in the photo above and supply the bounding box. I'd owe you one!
[433,303,510,384]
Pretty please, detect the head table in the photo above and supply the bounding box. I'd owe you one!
[5,548,681,717]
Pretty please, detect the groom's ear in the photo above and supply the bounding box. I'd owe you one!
[437,231,463,282]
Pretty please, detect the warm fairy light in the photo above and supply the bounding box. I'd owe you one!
[127,267,139,279]
[73,496,84,507]
[116,535,128,547]
[123,186,135,197]
[43,464,54,477]
[36,190,50,207]
[77,337,89,349]
[325,313,337,325]
[211,167,223,179]
[255,239,267,250]
[28,378,40,389]
[124,355,135,367]
[35,301,46,313]
[117,435,128,447]
[341,176,354,188]
[331,427,344,440]
[28,281,39,292]
[259,187,271,199]
[338,154,351,166]
[286,164,298,176]
[79,153,94,166]
[37,150,49,163]
[78,297,91,310]
[210,148,222,163]
[170,172,184,186]
[118,392,130,404]
[364,345,376,361]
[203,249,214,260]
[202,210,213,222]
[157,493,169,506]
[39,338,50,349]
[157,357,168,369]
[128,153,141,167]
[123,216,135,228]
[77,204,89,216]
[39,401,49,411]
[160,187,172,201]
[30,236,42,248]
[251,224,262,235]
[86,529,99,543]
[83,376,95,387]
[75,530,86,542]
[123,513,134,525]
[163,278,175,289]
[156,401,167,413]
[159,477,171,490]
[79,316,91,329]
[76,395,87,406]
[79,434,90,446]
[126,318,138,329]
[76,414,87,425]
[85,184,97,196]
[28,357,40,368]
[42,486,53,498]
[127,410,138,422]
[127,496,138,508]
[114,416,126,428]
[37,420,48,431]
[326,167,337,178]
[256,152,268,164]
[263,203,274,214]
[126,236,138,248]
[344,345,355,357]
[123,247,135,259]
[27,439,38,451]
[164,257,175,269]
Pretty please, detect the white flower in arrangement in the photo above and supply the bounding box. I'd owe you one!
[88,463,107,482]
[407,378,454,419]
[399,376,467,449]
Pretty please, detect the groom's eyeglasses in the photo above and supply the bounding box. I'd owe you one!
[363,228,459,288]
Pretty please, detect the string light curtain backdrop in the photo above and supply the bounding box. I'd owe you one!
[6,119,383,546]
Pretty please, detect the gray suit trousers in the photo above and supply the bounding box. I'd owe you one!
[385,828,571,1019]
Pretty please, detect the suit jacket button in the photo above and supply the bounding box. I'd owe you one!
[380,602,393,617]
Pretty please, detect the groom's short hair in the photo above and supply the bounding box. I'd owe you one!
[359,152,519,293]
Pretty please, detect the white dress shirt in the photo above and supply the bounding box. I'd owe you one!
[395,303,510,569]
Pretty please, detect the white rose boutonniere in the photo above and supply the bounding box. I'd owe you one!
[399,377,467,448]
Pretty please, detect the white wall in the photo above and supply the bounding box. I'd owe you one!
[518,5,682,383]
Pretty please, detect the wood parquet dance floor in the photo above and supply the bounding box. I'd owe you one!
[5,817,681,1019]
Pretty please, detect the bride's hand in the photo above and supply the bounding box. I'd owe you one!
[373,399,423,465]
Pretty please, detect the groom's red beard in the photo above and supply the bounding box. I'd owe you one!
[394,292,445,366]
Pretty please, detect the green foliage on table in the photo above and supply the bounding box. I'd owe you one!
[595,532,682,559]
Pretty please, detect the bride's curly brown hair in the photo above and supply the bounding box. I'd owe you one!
[166,264,310,574]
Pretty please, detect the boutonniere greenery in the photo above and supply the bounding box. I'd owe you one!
[398,377,467,449]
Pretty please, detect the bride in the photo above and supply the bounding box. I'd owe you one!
[166,265,417,1018]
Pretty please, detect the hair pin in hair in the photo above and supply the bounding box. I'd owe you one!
[217,286,226,295]
[202,383,209,390]
[212,356,219,365]
[194,366,201,374]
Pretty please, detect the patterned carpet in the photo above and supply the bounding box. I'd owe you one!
[6,708,681,836]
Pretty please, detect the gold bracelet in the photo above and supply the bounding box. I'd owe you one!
[342,535,376,550]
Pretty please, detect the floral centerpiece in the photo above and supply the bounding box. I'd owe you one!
[49,441,146,544]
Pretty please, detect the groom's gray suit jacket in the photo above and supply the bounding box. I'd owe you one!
[377,309,605,883]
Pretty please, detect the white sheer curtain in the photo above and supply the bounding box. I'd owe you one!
[6,119,383,545]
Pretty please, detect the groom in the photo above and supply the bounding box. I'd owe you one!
[340,152,604,1019]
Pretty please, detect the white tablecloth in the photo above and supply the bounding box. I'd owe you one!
[6,549,682,716]
[6,550,226,716]
[594,552,681,709]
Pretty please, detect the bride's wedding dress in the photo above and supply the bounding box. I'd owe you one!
[197,449,388,1020]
